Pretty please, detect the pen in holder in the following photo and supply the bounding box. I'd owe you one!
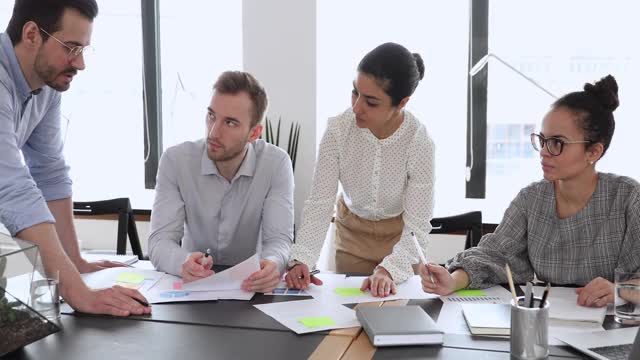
[510,296,549,360]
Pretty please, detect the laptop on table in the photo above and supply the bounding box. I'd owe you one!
[555,327,640,360]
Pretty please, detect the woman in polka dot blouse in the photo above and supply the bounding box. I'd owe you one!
[285,42,436,298]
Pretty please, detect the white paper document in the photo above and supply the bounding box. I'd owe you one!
[254,299,360,334]
[437,286,513,335]
[80,267,163,293]
[265,282,311,296]
[81,251,139,265]
[145,273,254,304]
[523,286,606,324]
[182,254,260,292]
[306,273,438,304]
[548,319,604,346]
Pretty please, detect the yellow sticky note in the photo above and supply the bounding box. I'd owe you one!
[334,287,365,296]
[455,289,487,297]
[298,316,336,328]
[115,272,145,284]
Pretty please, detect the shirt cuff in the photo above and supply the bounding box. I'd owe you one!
[289,245,318,270]
[2,198,55,236]
[263,254,286,275]
[39,181,73,202]
[379,257,413,284]
[168,247,190,277]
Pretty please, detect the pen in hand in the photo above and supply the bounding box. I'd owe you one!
[134,298,150,307]
[411,232,434,284]
[299,269,320,280]
[201,248,211,268]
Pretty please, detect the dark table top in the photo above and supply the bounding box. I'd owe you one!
[4,314,327,360]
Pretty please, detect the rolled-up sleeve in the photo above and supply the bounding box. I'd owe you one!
[148,149,190,276]
[22,93,72,201]
[0,84,55,236]
[261,155,294,273]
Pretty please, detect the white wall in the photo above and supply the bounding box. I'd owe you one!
[242,0,317,226]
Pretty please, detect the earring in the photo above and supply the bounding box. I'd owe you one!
[590,161,594,165]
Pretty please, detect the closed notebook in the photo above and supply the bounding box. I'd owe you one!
[461,304,510,336]
[356,305,443,347]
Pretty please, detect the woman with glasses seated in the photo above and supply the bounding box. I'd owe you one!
[421,75,640,308]
[284,42,435,298]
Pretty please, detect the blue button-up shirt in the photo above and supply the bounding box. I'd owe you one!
[0,33,72,235]
[148,139,294,275]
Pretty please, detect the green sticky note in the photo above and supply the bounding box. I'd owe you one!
[455,289,487,297]
[298,316,337,328]
[115,272,145,284]
[334,287,365,296]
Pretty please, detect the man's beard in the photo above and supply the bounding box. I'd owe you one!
[34,51,76,91]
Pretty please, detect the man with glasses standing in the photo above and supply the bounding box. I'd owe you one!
[0,0,151,316]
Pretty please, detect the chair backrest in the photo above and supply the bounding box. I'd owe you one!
[430,211,482,249]
[73,198,144,259]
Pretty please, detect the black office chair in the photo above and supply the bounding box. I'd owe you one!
[430,211,483,249]
[73,198,144,260]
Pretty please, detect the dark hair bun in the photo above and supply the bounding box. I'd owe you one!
[412,53,425,80]
[584,74,619,112]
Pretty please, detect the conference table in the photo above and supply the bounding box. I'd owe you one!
[5,266,632,359]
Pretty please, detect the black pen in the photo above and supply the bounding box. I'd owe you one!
[299,269,320,280]
[134,298,150,307]
[201,248,211,267]
[539,283,550,308]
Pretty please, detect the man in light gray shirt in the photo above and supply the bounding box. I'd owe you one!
[149,71,294,293]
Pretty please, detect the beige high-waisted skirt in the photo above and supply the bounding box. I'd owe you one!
[334,196,404,274]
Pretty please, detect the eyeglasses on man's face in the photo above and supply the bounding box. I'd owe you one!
[39,27,92,60]
[530,133,590,156]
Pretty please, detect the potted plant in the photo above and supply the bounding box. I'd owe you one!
[261,116,301,172]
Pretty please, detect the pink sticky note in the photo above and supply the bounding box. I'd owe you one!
[173,281,183,290]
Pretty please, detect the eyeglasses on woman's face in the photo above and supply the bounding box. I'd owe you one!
[530,133,590,156]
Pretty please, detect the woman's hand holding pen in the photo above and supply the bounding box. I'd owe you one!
[420,264,467,296]
[181,251,214,283]
[285,262,323,289]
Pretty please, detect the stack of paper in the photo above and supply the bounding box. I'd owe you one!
[254,299,360,334]
[524,285,606,345]
[437,286,513,335]
[182,254,260,291]
[529,286,606,324]
[144,254,260,304]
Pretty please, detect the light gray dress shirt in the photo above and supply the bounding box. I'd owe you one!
[0,33,72,236]
[447,172,640,289]
[148,139,294,276]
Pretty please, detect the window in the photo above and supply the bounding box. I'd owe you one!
[59,1,151,208]
[1,1,243,210]
[481,0,640,221]
[317,0,474,220]
[159,1,243,150]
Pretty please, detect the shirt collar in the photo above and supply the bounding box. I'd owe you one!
[0,33,41,100]
[200,142,257,179]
